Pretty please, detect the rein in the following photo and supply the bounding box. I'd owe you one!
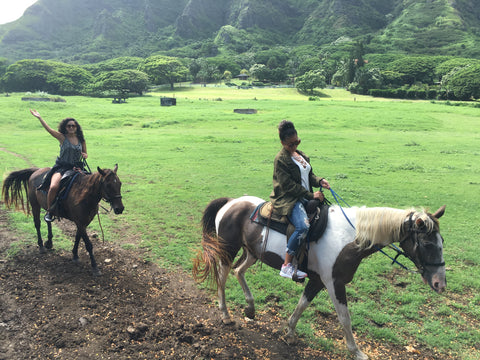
[94,168,123,244]
[329,188,417,273]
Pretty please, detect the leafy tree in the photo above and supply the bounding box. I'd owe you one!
[298,58,323,76]
[198,41,219,57]
[254,49,289,68]
[444,64,480,100]
[331,58,355,87]
[352,67,382,93]
[2,60,50,92]
[223,70,232,82]
[139,56,188,90]
[95,70,149,95]
[269,68,288,83]
[1,59,93,95]
[249,64,270,82]
[435,58,480,79]
[188,59,202,81]
[46,64,94,95]
[0,57,9,77]
[296,70,326,94]
[0,57,10,91]
[205,56,241,76]
[84,56,144,75]
[386,56,438,85]
[266,57,279,70]
[298,56,337,84]
[380,70,405,87]
[196,59,220,83]
[352,41,366,69]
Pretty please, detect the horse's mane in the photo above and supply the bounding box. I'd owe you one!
[355,207,436,249]
[75,171,103,200]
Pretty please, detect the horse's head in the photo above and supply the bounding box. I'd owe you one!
[98,164,124,215]
[400,205,446,293]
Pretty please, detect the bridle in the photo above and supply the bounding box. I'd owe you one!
[396,212,445,274]
[99,174,122,209]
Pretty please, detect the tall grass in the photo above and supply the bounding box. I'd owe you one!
[1,86,479,359]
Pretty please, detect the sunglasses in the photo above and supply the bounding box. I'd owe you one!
[286,139,301,147]
[67,124,77,128]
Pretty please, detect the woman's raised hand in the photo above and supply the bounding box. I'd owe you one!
[30,109,41,118]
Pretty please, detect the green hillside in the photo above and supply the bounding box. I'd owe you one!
[0,0,479,62]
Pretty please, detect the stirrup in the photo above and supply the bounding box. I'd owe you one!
[44,212,54,222]
[291,259,307,282]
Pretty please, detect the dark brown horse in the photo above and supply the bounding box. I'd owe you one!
[2,165,124,275]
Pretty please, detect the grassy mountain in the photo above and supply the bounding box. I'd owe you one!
[0,0,479,63]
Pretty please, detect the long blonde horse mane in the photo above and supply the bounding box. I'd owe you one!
[355,207,435,249]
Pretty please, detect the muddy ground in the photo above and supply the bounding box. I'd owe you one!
[0,207,448,360]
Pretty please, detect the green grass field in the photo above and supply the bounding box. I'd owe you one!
[1,86,479,359]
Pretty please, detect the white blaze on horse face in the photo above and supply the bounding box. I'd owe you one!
[430,232,447,292]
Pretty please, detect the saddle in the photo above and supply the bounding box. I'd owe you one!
[250,199,329,243]
[37,170,82,218]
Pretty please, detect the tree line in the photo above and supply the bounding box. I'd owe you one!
[1,46,479,100]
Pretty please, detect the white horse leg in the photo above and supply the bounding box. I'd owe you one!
[217,261,234,324]
[284,293,310,344]
[328,286,368,360]
[233,251,257,319]
[285,276,325,344]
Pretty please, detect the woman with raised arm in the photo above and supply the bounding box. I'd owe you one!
[30,109,87,222]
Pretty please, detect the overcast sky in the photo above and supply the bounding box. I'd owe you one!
[0,0,38,25]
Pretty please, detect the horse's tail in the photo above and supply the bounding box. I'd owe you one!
[2,168,38,214]
[192,197,232,287]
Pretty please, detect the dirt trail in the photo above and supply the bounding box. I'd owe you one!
[0,207,445,359]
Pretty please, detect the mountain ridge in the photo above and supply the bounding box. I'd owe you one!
[0,0,479,62]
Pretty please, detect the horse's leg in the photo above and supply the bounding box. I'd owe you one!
[233,250,257,319]
[77,227,100,276]
[45,221,53,250]
[32,204,45,253]
[284,274,325,344]
[327,283,368,360]
[27,190,47,253]
[217,260,233,324]
[72,230,81,263]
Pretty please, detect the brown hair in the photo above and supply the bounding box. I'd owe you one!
[58,118,85,143]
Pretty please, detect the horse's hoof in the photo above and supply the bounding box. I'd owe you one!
[244,308,255,320]
[281,333,297,346]
[39,246,47,254]
[45,242,53,250]
[222,318,235,325]
[92,268,102,276]
[355,351,369,360]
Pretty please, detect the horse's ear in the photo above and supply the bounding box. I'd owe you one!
[415,218,425,228]
[432,205,446,219]
[113,164,118,174]
[97,167,106,176]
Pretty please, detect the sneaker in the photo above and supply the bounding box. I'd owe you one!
[44,212,53,222]
[280,263,307,280]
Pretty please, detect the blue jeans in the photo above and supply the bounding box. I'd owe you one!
[286,201,310,256]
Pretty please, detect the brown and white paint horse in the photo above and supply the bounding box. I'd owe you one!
[193,196,446,360]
